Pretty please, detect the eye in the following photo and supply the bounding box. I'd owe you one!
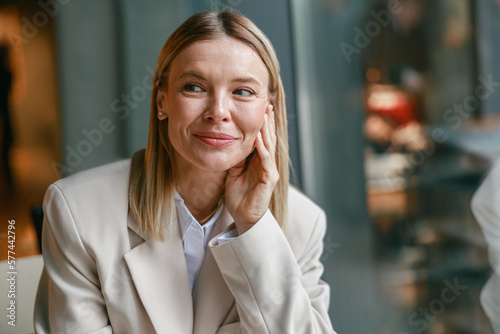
[184,84,203,92]
[233,89,254,96]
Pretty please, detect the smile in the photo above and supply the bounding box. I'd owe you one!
[193,132,238,147]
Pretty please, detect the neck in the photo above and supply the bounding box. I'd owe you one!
[173,154,226,224]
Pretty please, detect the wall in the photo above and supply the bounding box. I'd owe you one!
[477,0,500,115]
[290,0,378,331]
[54,0,193,175]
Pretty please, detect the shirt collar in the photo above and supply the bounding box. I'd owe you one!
[174,192,224,241]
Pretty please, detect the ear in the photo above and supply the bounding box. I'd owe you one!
[156,91,168,120]
[266,101,274,116]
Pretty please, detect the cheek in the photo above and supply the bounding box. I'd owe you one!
[236,105,267,140]
[166,100,200,132]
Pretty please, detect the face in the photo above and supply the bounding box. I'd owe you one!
[157,38,271,172]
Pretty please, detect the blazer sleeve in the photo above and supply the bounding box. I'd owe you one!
[209,209,336,334]
[34,184,113,334]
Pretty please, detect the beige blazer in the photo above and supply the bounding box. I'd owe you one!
[34,158,335,333]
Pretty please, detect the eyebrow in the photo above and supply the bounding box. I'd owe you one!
[178,71,262,88]
[178,71,207,81]
[232,76,262,88]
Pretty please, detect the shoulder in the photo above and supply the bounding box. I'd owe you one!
[43,159,132,248]
[286,185,327,256]
[288,185,325,219]
[46,157,132,218]
[42,158,135,260]
[53,158,131,193]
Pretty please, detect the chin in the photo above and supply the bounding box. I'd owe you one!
[174,143,254,173]
[196,152,249,172]
[200,158,241,172]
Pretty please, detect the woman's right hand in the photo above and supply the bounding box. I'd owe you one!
[224,104,279,235]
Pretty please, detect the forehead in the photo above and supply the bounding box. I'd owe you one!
[169,38,269,84]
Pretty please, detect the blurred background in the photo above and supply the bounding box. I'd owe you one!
[0,0,499,333]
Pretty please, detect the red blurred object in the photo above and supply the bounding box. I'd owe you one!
[366,84,416,126]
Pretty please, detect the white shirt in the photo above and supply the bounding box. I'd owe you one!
[175,192,233,291]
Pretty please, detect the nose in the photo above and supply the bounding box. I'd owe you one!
[204,92,231,122]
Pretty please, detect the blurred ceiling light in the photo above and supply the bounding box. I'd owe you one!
[367,89,402,110]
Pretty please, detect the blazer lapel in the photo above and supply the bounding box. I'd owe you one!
[124,213,193,333]
[192,206,236,333]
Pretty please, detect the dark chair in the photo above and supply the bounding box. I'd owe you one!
[31,205,44,253]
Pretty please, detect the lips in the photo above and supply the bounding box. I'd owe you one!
[193,131,238,147]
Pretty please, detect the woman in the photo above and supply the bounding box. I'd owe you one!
[34,11,335,333]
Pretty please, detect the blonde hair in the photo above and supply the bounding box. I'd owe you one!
[129,10,289,240]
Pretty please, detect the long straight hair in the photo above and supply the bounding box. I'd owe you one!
[129,11,289,240]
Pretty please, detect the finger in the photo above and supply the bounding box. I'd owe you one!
[263,105,276,160]
[255,131,270,161]
[261,113,272,153]
[269,106,276,156]
[270,106,276,138]
[255,131,278,183]
[264,106,272,144]
[256,131,275,171]
[227,159,246,177]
